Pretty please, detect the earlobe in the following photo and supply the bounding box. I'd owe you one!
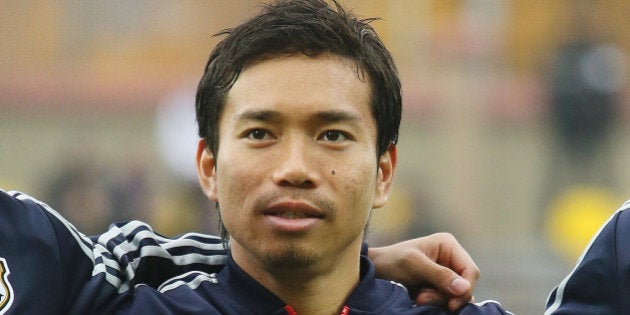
[196,139,219,202]
[373,144,397,209]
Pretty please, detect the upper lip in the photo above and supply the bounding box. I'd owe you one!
[262,200,326,218]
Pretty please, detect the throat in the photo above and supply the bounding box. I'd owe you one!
[229,234,364,315]
[264,263,360,315]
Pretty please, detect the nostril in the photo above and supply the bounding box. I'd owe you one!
[278,178,315,189]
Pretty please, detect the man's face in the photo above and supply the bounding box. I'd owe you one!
[196,53,396,272]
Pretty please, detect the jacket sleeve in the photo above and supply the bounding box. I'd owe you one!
[0,190,228,315]
[545,199,630,314]
[0,189,75,314]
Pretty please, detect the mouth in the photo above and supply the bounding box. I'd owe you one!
[263,200,325,218]
[270,212,322,219]
[262,201,325,232]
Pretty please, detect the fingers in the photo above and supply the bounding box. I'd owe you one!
[367,232,480,311]
[396,245,472,309]
[414,288,446,306]
[439,233,479,287]
[448,295,475,312]
[418,257,469,295]
[425,233,478,311]
[413,281,473,311]
[448,276,472,296]
[420,262,472,310]
[404,233,478,311]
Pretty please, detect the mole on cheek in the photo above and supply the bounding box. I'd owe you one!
[331,170,336,175]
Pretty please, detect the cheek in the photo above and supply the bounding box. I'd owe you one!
[338,162,378,208]
[215,156,256,205]
[215,165,254,230]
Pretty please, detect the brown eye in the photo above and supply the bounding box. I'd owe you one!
[324,131,341,141]
[251,130,266,139]
[320,130,349,143]
[245,129,271,140]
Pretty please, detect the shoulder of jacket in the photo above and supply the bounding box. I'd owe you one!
[157,271,220,294]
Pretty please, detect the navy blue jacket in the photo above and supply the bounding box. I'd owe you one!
[546,199,630,314]
[117,254,508,314]
[0,190,509,314]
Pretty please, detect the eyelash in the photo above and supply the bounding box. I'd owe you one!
[244,129,273,140]
[241,128,352,143]
[318,130,351,142]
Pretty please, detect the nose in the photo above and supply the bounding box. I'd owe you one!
[271,139,320,188]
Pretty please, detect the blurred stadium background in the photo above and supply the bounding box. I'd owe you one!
[1,1,629,313]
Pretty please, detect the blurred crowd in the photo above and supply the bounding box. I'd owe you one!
[1,1,629,313]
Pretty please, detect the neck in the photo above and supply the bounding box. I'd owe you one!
[269,257,359,315]
[231,240,362,315]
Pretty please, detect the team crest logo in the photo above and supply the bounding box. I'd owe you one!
[0,258,14,314]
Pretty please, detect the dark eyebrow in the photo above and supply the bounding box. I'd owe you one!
[235,110,280,122]
[313,110,361,124]
[234,109,361,124]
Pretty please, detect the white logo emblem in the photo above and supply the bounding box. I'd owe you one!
[0,258,14,314]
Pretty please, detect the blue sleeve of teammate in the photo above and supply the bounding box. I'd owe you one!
[0,190,228,314]
[0,189,94,314]
[545,200,630,314]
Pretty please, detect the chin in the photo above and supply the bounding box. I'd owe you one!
[262,246,319,269]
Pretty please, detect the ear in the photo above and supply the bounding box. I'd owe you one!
[196,139,219,202]
[373,144,397,209]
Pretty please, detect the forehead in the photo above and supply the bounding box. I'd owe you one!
[223,53,374,121]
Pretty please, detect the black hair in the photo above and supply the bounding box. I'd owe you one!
[195,0,401,158]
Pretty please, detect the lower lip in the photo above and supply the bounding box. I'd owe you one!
[264,215,322,232]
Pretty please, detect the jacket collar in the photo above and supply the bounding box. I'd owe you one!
[216,254,411,314]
